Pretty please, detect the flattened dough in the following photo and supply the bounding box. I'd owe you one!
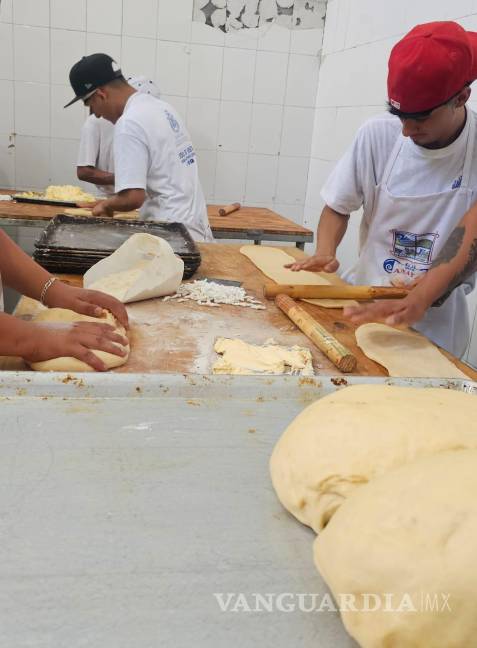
[314,450,477,648]
[270,384,477,532]
[356,323,467,378]
[29,308,129,372]
[213,337,313,375]
[240,245,358,308]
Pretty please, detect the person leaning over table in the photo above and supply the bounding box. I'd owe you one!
[65,53,214,243]
[76,75,161,197]
[287,21,477,358]
[0,229,128,371]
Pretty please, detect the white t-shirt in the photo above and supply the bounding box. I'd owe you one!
[114,93,213,242]
[77,116,115,196]
[321,109,477,220]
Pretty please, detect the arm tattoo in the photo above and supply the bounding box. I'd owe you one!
[431,226,465,270]
[433,237,477,306]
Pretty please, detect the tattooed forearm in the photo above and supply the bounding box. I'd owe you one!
[433,238,477,306]
[431,226,465,269]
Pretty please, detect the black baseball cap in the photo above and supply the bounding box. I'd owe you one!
[64,53,124,108]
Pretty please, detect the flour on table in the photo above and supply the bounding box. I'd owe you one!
[213,337,313,375]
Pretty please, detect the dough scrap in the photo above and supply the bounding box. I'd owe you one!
[213,337,313,375]
[84,233,184,304]
[29,308,129,372]
[270,384,477,532]
[356,323,467,378]
[240,245,358,308]
[314,450,477,648]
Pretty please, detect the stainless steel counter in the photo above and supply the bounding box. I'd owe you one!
[0,372,474,647]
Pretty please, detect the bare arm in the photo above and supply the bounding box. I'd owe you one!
[90,188,146,217]
[286,205,350,272]
[344,205,477,326]
[77,166,115,187]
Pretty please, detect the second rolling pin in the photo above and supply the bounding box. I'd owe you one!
[265,284,410,300]
[218,202,241,217]
[275,294,357,373]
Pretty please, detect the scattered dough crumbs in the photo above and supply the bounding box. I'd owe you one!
[17,185,96,202]
[213,337,314,376]
[163,279,265,309]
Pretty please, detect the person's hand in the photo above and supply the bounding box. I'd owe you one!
[77,200,100,210]
[25,320,128,371]
[92,200,114,217]
[343,294,427,327]
[45,282,129,330]
[285,254,339,273]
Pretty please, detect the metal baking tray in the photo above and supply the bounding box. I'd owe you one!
[13,194,79,207]
[35,214,201,257]
[0,373,474,648]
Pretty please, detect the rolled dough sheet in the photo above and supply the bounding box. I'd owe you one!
[239,245,358,308]
[213,337,313,375]
[355,322,467,378]
[28,308,129,372]
[63,208,139,219]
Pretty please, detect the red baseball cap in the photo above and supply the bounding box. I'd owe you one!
[388,21,477,115]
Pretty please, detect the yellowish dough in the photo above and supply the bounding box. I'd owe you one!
[240,245,358,308]
[213,337,313,375]
[355,323,467,378]
[270,384,477,532]
[314,450,477,648]
[29,308,129,372]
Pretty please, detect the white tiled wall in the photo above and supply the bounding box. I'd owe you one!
[0,0,325,224]
[306,0,477,365]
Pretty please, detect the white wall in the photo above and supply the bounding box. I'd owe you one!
[307,0,477,365]
[0,0,325,224]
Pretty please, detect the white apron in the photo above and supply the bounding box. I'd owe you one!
[345,115,476,358]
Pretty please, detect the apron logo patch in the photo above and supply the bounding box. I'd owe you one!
[383,258,400,273]
[391,230,439,265]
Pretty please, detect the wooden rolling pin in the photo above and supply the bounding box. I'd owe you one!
[265,284,410,300]
[276,294,357,373]
[218,202,241,217]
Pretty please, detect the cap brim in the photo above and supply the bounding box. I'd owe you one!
[468,31,477,81]
[64,95,82,108]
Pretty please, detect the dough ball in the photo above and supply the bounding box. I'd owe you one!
[29,308,129,372]
[270,385,477,532]
[314,450,477,648]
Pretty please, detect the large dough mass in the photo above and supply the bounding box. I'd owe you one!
[270,385,477,532]
[314,450,477,648]
[29,308,129,372]
[240,245,358,308]
[356,323,467,378]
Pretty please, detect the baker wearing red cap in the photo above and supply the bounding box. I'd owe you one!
[288,21,477,358]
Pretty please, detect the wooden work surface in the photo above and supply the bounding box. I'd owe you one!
[0,243,475,379]
[0,190,313,240]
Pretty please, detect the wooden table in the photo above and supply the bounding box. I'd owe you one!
[1,243,475,379]
[0,191,314,249]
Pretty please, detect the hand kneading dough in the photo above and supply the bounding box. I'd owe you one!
[356,323,467,378]
[270,385,477,532]
[29,308,129,372]
[314,450,477,648]
[240,245,358,308]
[84,233,184,304]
